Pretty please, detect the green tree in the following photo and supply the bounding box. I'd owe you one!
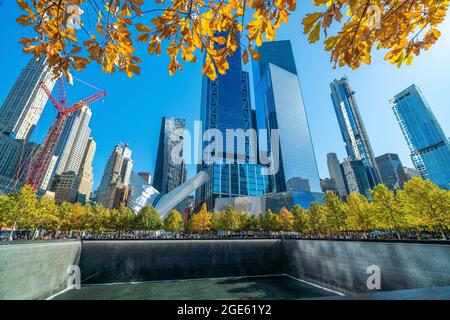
[321,192,347,235]
[401,178,450,239]
[307,202,325,237]
[345,193,374,233]
[292,205,309,234]
[56,202,74,236]
[0,194,13,229]
[33,195,59,239]
[135,205,163,231]
[244,215,263,231]
[8,185,37,240]
[111,203,134,231]
[263,210,281,232]
[211,211,223,232]
[221,206,242,231]
[371,184,405,238]
[163,209,183,232]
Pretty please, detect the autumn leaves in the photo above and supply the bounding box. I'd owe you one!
[302,0,448,69]
[16,0,448,82]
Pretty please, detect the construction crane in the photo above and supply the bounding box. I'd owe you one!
[25,77,106,191]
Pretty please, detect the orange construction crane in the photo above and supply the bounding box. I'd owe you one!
[25,77,106,190]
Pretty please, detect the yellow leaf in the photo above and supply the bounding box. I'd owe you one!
[249,47,260,60]
[266,21,275,41]
[324,36,338,51]
[136,33,149,42]
[308,22,321,43]
[135,23,152,32]
[303,12,323,34]
[242,49,249,64]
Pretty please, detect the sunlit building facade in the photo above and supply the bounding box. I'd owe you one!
[391,84,450,190]
[252,40,322,208]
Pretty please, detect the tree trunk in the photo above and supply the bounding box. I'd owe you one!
[8,218,18,241]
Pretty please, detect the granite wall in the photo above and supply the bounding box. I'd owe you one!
[282,239,450,293]
[0,240,81,299]
[79,239,284,284]
[1,239,449,299]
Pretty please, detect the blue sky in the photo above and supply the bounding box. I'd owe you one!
[1,2,449,190]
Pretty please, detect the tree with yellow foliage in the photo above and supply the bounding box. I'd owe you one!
[187,202,212,233]
[345,192,374,232]
[16,0,447,82]
[278,207,294,231]
[400,178,449,239]
[371,184,405,238]
[321,191,347,235]
[163,209,184,231]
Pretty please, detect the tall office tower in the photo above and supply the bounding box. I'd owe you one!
[52,172,80,204]
[375,153,408,190]
[330,76,381,188]
[327,152,348,197]
[96,144,133,209]
[0,130,39,194]
[0,57,56,140]
[252,40,322,208]
[196,36,269,209]
[77,137,96,203]
[54,105,92,176]
[153,117,187,193]
[341,158,372,198]
[390,84,450,189]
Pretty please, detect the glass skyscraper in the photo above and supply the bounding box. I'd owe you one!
[252,40,322,208]
[390,85,450,190]
[153,117,186,194]
[196,39,269,209]
[330,76,381,188]
[375,153,408,191]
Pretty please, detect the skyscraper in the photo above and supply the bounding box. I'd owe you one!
[77,137,96,203]
[330,76,381,188]
[0,130,39,194]
[252,40,322,208]
[341,159,372,198]
[96,144,133,209]
[53,105,92,176]
[0,57,56,140]
[196,36,269,209]
[153,117,187,193]
[390,84,450,190]
[375,153,408,190]
[327,152,348,197]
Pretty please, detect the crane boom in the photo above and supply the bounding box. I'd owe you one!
[63,90,106,115]
[25,78,106,191]
[40,82,63,112]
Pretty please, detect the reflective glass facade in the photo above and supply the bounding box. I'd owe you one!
[330,77,381,188]
[252,40,322,208]
[153,117,186,193]
[375,153,408,190]
[391,85,450,189]
[197,39,269,209]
